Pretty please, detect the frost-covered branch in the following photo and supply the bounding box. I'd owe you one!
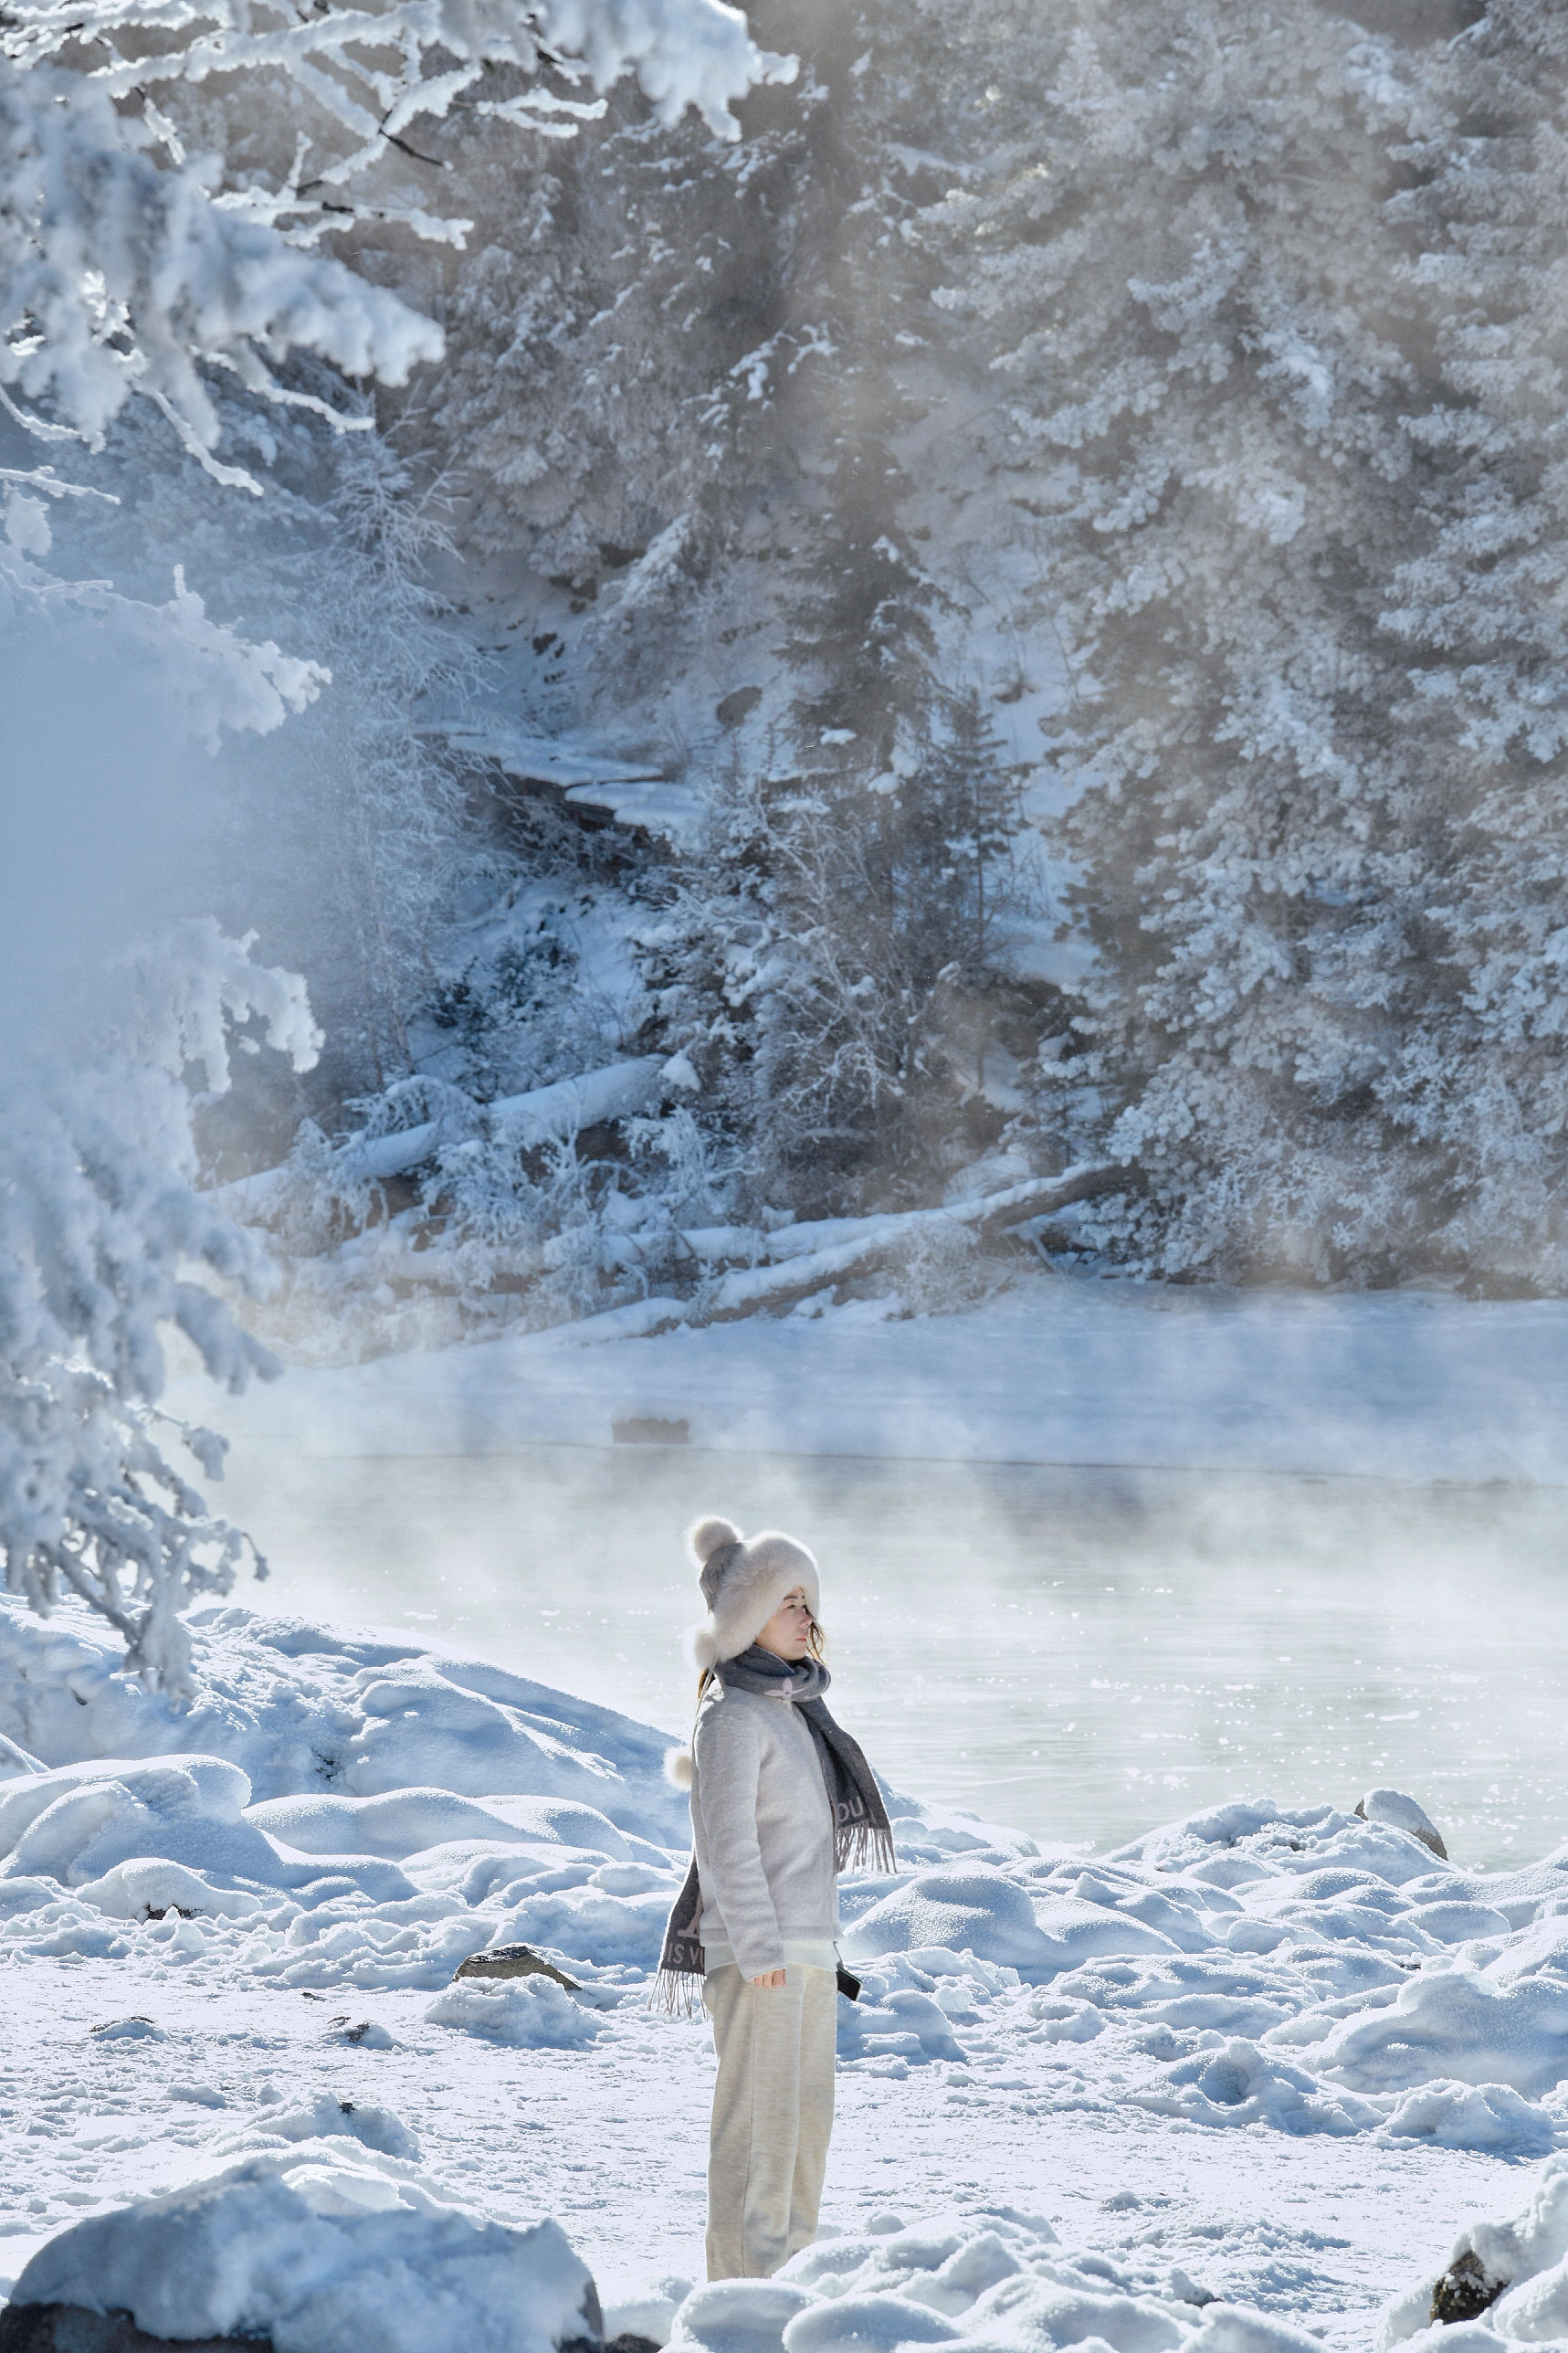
[0,0,793,483]
[0,540,328,739]
[8,0,794,151]
[0,927,321,1695]
[0,61,446,482]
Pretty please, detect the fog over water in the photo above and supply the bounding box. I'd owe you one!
[214,1440,1568,1872]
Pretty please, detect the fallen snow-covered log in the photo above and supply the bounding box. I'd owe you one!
[675,1162,1131,1274]
[566,1162,1135,1336]
[350,1059,668,1182]
[218,1057,669,1220]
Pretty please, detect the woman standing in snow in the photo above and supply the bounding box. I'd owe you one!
[657,1516,894,2282]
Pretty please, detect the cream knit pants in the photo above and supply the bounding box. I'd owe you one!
[703,1963,837,2280]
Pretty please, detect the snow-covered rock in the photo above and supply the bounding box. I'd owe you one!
[424,1975,603,2049]
[4,2145,603,2353]
[1356,1789,1448,1862]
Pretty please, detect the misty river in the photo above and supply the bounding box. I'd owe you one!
[209,1439,1568,1873]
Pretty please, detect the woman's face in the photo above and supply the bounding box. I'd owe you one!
[756,1585,816,1661]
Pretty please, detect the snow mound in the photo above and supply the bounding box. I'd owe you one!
[7,1595,1568,2156]
[258,2089,423,2159]
[5,2144,602,2353]
[1376,2080,1556,2158]
[0,1599,688,1842]
[425,1974,604,2047]
[77,1857,267,1919]
[0,1756,258,1886]
[663,2208,1325,2353]
[843,1868,1056,1970]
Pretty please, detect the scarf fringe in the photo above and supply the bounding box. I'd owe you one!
[836,1821,897,1877]
[648,1964,707,2019]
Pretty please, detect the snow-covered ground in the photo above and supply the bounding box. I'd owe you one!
[5,1591,1568,2350]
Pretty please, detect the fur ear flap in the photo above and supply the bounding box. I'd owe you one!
[664,1746,695,1790]
[688,1514,742,1567]
[684,1620,721,1673]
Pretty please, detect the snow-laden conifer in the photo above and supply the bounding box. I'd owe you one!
[917,0,1500,1280]
[0,923,320,1694]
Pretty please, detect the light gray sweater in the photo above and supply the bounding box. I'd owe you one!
[689,1678,838,1978]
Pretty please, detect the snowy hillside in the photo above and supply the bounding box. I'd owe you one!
[6,1594,1568,2346]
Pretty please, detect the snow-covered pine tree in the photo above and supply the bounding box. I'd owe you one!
[635,533,1036,1215]
[631,757,777,1214]
[919,0,1479,1282]
[758,414,947,1205]
[1369,1,1568,1289]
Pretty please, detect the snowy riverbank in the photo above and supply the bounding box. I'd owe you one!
[5,1594,1568,2348]
[184,1272,1568,1485]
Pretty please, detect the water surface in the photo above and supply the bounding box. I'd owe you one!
[216,1441,1568,1870]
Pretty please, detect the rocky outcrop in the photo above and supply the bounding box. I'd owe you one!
[454,1943,581,1989]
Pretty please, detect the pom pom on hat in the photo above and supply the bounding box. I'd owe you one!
[689,1515,742,1567]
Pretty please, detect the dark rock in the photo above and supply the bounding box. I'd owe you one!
[0,2310,267,2353]
[0,2309,616,2353]
[1431,2250,1504,2326]
[715,686,763,729]
[455,1943,581,1990]
[565,2278,605,2348]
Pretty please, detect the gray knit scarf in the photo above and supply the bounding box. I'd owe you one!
[653,1646,895,2015]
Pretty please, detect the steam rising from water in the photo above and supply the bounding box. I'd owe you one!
[215,1440,1568,1871]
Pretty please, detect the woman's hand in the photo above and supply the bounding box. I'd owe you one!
[751,1968,787,1989]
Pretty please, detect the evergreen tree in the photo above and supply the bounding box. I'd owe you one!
[918,0,1482,1280]
[1370,0,1568,1286]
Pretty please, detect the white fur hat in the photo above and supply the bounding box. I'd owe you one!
[682,1514,821,1673]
